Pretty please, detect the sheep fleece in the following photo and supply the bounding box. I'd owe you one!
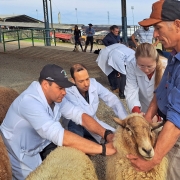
[106,126,168,180]
[0,135,12,180]
[26,146,98,180]
[0,86,19,124]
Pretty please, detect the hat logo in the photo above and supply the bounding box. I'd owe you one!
[61,70,68,78]
[46,77,54,81]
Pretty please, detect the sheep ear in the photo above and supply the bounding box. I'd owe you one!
[113,117,125,128]
[151,121,165,131]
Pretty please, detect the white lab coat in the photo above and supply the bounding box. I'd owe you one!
[125,58,155,113]
[64,78,128,143]
[0,81,85,180]
[96,44,135,75]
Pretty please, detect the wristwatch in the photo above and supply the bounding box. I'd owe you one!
[104,129,113,141]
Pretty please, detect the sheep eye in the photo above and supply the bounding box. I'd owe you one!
[125,127,130,131]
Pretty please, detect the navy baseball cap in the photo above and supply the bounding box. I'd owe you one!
[139,0,180,27]
[40,64,74,88]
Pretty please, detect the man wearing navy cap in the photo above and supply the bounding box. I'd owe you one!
[127,1,180,179]
[84,23,95,53]
[0,64,116,180]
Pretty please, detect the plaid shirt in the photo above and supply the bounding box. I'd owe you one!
[134,27,154,44]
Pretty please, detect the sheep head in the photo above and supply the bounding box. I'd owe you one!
[113,113,163,160]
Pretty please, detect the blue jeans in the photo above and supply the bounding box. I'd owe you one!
[68,120,98,143]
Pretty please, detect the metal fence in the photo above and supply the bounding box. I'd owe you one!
[2,29,57,52]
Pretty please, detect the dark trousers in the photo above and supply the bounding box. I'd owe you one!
[40,142,57,161]
[84,36,93,51]
[108,70,118,90]
[68,120,98,143]
[75,37,83,50]
[117,73,126,96]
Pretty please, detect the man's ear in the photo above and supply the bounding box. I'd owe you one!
[41,80,49,90]
[174,19,180,33]
[69,78,75,84]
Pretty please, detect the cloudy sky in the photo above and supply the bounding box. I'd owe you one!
[0,0,157,25]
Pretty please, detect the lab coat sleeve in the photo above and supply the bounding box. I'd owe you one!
[18,96,65,146]
[93,79,128,119]
[124,61,141,112]
[59,97,85,125]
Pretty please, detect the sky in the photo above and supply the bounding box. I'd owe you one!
[0,0,157,25]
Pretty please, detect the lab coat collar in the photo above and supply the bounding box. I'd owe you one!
[34,81,55,117]
[135,66,155,84]
[69,82,96,105]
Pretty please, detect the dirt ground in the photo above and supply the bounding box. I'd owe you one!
[0,42,128,180]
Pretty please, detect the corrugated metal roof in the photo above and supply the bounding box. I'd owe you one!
[0,22,84,30]
[0,14,42,23]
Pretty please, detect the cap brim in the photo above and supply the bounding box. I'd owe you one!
[55,80,74,88]
[138,18,162,27]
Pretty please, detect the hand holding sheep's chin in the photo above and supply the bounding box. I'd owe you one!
[105,142,117,155]
[127,154,157,172]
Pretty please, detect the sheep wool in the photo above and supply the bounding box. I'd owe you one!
[0,86,19,124]
[26,146,98,180]
[0,135,12,180]
[106,114,168,180]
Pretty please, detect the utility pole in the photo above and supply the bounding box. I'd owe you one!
[131,6,134,26]
[49,0,53,29]
[58,12,61,24]
[36,9,38,20]
[42,0,51,46]
[121,0,128,45]
[75,8,78,24]
[107,11,109,25]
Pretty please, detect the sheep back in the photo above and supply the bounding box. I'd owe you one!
[0,87,19,124]
[106,126,168,180]
[0,135,12,180]
[26,146,98,180]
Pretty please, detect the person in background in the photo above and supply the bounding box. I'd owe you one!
[127,1,180,180]
[62,63,128,143]
[131,23,159,48]
[73,25,83,52]
[96,43,135,99]
[125,43,165,120]
[102,25,121,46]
[0,64,116,180]
[83,23,95,53]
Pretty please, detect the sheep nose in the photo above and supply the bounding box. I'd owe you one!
[142,148,152,156]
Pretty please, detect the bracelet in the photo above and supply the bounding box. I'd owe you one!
[101,143,106,156]
[104,129,113,141]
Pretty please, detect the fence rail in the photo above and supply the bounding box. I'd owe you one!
[2,29,57,52]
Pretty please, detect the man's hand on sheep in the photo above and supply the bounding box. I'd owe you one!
[127,154,156,172]
[105,142,117,155]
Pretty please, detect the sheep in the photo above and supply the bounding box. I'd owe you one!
[106,113,168,180]
[26,146,98,180]
[0,86,19,124]
[0,135,12,180]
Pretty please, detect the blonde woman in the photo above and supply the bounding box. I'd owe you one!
[125,43,166,116]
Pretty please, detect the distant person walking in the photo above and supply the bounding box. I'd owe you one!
[84,23,95,53]
[73,25,83,52]
[102,25,121,46]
